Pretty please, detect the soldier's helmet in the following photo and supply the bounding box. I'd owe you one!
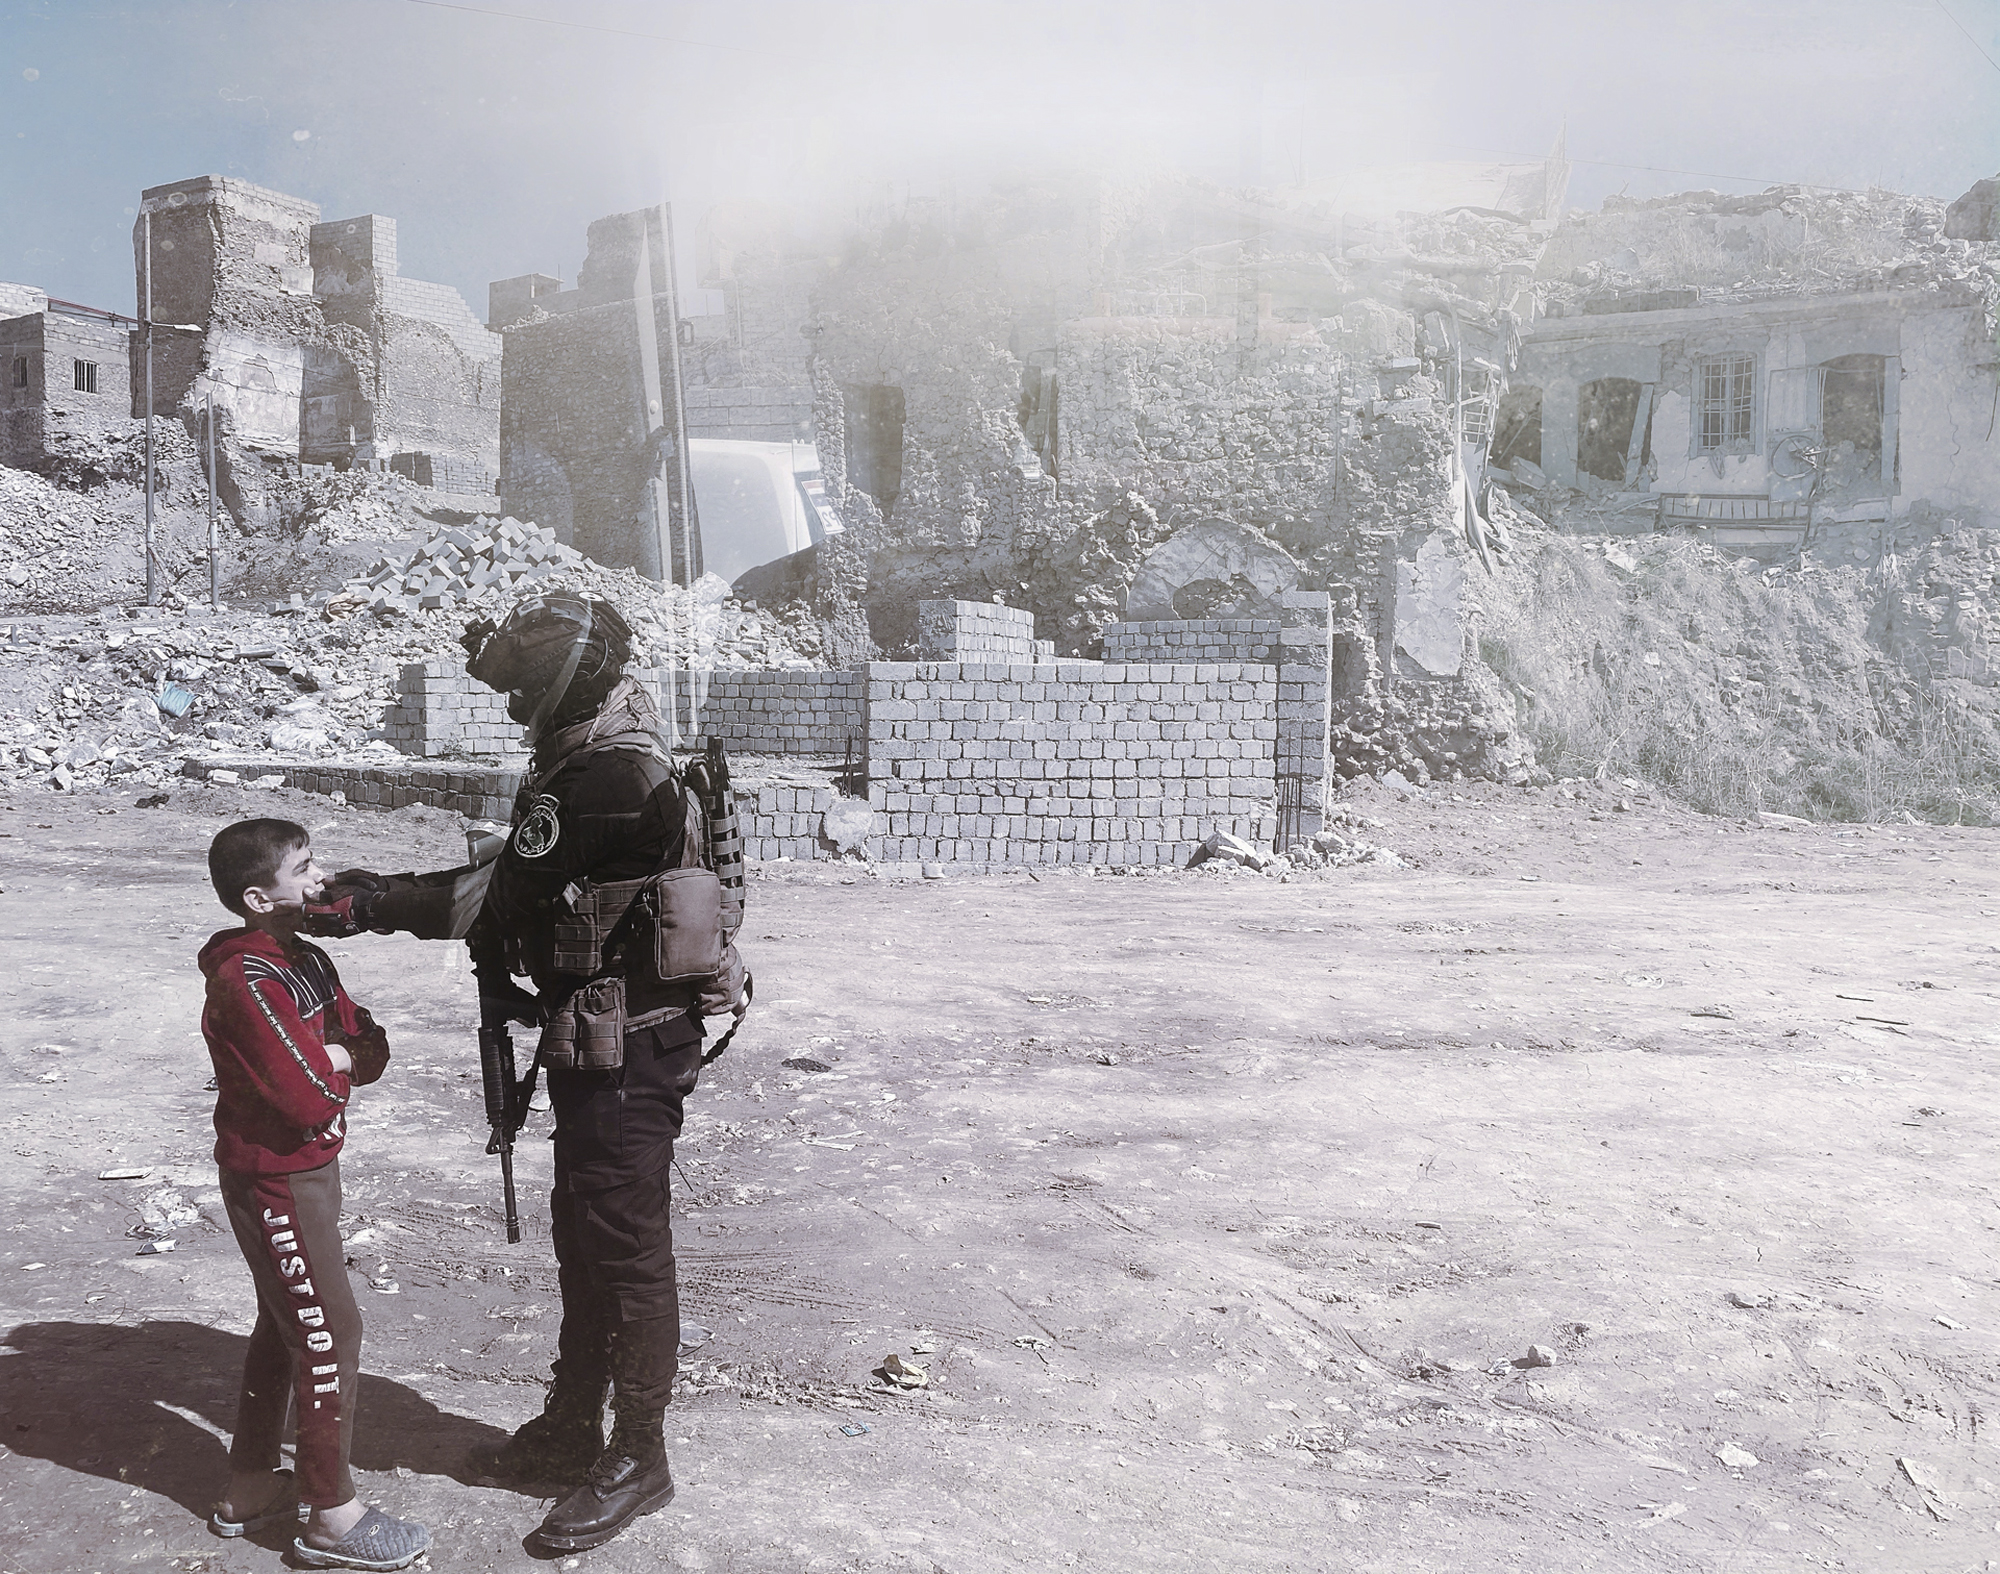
[461,592,633,735]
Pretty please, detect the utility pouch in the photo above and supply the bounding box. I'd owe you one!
[551,878,648,975]
[539,975,627,1072]
[644,867,725,984]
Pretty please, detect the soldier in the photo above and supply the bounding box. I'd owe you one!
[305,592,745,1553]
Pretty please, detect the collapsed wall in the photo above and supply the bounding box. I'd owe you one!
[772,175,1548,790]
[491,205,701,584]
[133,176,501,531]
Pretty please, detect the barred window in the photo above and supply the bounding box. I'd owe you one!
[73,359,98,394]
[1696,354,1755,451]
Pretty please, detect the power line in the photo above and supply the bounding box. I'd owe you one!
[1934,0,2000,74]
[399,0,794,58]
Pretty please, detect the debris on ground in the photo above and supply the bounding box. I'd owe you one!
[0,468,824,793]
[874,1353,929,1389]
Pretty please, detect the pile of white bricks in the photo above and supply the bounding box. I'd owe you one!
[350,517,583,612]
[916,598,1053,662]
[1101,619,1280,663]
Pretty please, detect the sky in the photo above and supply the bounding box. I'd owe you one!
[2,0,1996,319]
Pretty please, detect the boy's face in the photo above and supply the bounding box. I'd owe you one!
[241,841,327,920]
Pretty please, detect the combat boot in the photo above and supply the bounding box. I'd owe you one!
[534,1411,673,1551]
[535,1319,676,1549]
[469,1377,606,1486]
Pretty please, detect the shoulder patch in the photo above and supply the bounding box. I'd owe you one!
[513,794,562,859]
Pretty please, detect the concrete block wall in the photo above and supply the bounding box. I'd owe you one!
[917,599,1044,661]
[385,660,526,759]
[1101,619,1279,663]
[237,759,526,821]
[666,667,862,755]
[208,757,832,852]
[743,779,845,860]
[1274,591,1334,835]
[864,660,1278,865]
[383,661,865,761]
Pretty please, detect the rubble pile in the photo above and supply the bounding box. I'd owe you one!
[326,518,823,671]
[1286,806,1407,870]
[0,526,825,796]
[1536,186,2000,315]
[338,518,587,612]
[1188,807,1405,876]
[268,468,440,545]
[0,457,206,614]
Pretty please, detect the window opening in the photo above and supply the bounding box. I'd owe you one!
[1016,363,1058,478]
[1696,354,1755,452]
[841,384,905,516]
[10,357,25,388]
[73,359,99,395]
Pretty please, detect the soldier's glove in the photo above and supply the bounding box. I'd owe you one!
[298,869,390,938]
[460,616,498,662]
[345,1009,392,1085]
[479,977,544,1029]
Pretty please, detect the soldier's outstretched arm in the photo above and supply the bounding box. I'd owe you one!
[302,866,479,940]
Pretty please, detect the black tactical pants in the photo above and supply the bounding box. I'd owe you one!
[544,1022,703,1415]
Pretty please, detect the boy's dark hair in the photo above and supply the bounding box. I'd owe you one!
[208,818,309,917]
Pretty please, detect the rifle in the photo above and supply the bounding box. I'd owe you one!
[478,989,542,1243]
[474,922,541,1243]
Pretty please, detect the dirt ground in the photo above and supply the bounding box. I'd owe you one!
[1,777,1996,1574]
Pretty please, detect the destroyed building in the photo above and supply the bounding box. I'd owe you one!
[1502,185,2000,552]
[135,175,501,515]
[489,204,703,584]
[694,148,1572,788]
[0,286,136,472]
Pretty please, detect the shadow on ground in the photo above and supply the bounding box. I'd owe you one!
[0,1319,510,1515]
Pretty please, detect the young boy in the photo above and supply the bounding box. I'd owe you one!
[201,818,430,1570]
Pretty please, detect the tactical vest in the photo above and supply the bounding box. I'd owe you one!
[531,738,745,1067]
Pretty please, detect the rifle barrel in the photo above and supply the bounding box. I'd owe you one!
[499,1146,520,1243]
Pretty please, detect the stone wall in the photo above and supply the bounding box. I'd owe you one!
[1055,315,1352,563]
[683,385,812,443]
[136,177,322,447]
[132,177,500,517]
[916,598,1047,661]
[864,659,1278,865]
[1101,618,1279,663]
[311,212,501,484]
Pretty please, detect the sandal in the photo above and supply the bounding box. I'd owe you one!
[293,1505,432,1571]
[208,1469,302,1537]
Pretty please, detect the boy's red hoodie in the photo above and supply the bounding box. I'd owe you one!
[198,928,390,1175]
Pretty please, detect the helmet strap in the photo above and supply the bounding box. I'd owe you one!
[522,602,595,745]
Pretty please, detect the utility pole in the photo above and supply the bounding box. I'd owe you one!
[660,202,696,588]
[142,208,156,607]
[206,391,219,609]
